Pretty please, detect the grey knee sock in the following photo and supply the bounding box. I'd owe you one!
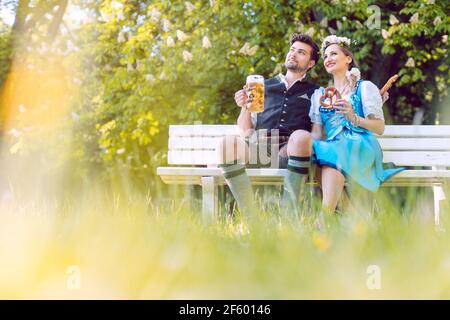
[281,156,311,214]
[219,163,254,217]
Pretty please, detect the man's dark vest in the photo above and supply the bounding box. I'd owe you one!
[255,76,319,136]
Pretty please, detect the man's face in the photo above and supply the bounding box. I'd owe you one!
[285,41,315,72]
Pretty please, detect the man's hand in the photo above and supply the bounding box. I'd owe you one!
[234,87,248,108]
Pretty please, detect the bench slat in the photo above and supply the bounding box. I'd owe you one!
[157,167,450,187]
[168,150,450,167]
[169,125,450,138]
[383,151,450,166]
[378,138,450,151]
[381,125,450,137]
[157,167,450,178]
[168,137,450,152]
[170,125,238,137]
[169,137,220,150]
[168,150,219,165]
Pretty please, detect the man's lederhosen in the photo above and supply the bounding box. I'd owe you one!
[247,76,319,168]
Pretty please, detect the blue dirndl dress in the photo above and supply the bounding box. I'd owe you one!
[311,80,404,192]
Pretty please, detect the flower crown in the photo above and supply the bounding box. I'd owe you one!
[320,35,352,55]
[346,67,361,91]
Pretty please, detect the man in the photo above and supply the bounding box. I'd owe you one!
[217,33,320,217]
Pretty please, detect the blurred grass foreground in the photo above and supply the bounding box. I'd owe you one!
[0,0,449,299]
[0,171,450,299]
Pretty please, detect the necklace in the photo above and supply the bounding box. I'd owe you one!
[334,81,350,97]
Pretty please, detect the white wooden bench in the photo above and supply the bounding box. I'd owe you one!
[157,125,450,224]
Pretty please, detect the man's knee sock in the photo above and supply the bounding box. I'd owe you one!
[219,163,254,217]
[281,156,311,213]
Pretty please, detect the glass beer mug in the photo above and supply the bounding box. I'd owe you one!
[245,75,265,113]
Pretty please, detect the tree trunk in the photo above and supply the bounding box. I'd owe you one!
[368,45,402,124]
[47,0,69,41]
[412,108,425,125]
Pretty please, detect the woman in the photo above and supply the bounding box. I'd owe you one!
[309,35,404,212]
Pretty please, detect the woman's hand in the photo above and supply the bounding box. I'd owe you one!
[334,98,360,126]
[334,99,354,118]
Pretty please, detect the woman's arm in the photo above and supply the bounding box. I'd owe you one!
[355,115,385,135]
[358,80,385,135]
[334,98,385,135]
[311,123,323,140]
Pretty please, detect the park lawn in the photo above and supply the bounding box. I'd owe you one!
[0,182,449,299]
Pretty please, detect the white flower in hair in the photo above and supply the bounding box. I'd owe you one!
[321,35,352,54]
[346,67,361,91]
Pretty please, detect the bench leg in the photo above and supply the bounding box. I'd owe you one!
[201,176,218,224]
[433,185,446,226]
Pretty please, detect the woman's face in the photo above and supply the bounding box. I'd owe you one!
[323,44,352,75]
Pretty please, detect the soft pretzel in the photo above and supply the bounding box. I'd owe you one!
[380,74,399,96]
[319,87,341,108]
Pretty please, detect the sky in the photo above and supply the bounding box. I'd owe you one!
[0,2,89,28]
[0,1,17,26]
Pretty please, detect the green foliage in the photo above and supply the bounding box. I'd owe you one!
[0,21,12,87]
[1,0,448,180]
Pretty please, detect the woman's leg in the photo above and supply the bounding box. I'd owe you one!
[321,166,345,212]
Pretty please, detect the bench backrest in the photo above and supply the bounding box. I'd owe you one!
[168,125,450,167]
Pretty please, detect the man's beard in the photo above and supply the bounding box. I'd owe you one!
[285,61,308,73]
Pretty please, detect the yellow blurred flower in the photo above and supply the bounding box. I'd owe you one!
[312,233,330,252]
[353,223,367,236]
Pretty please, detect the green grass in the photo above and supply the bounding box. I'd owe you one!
[1,179,449,299]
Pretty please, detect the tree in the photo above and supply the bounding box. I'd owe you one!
[1,0,448,183]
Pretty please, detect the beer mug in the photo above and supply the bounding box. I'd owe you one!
[245,75,264,113]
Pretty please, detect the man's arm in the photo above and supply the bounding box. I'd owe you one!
[237,108,253,132]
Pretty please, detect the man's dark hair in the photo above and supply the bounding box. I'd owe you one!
[290,33,320,64]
